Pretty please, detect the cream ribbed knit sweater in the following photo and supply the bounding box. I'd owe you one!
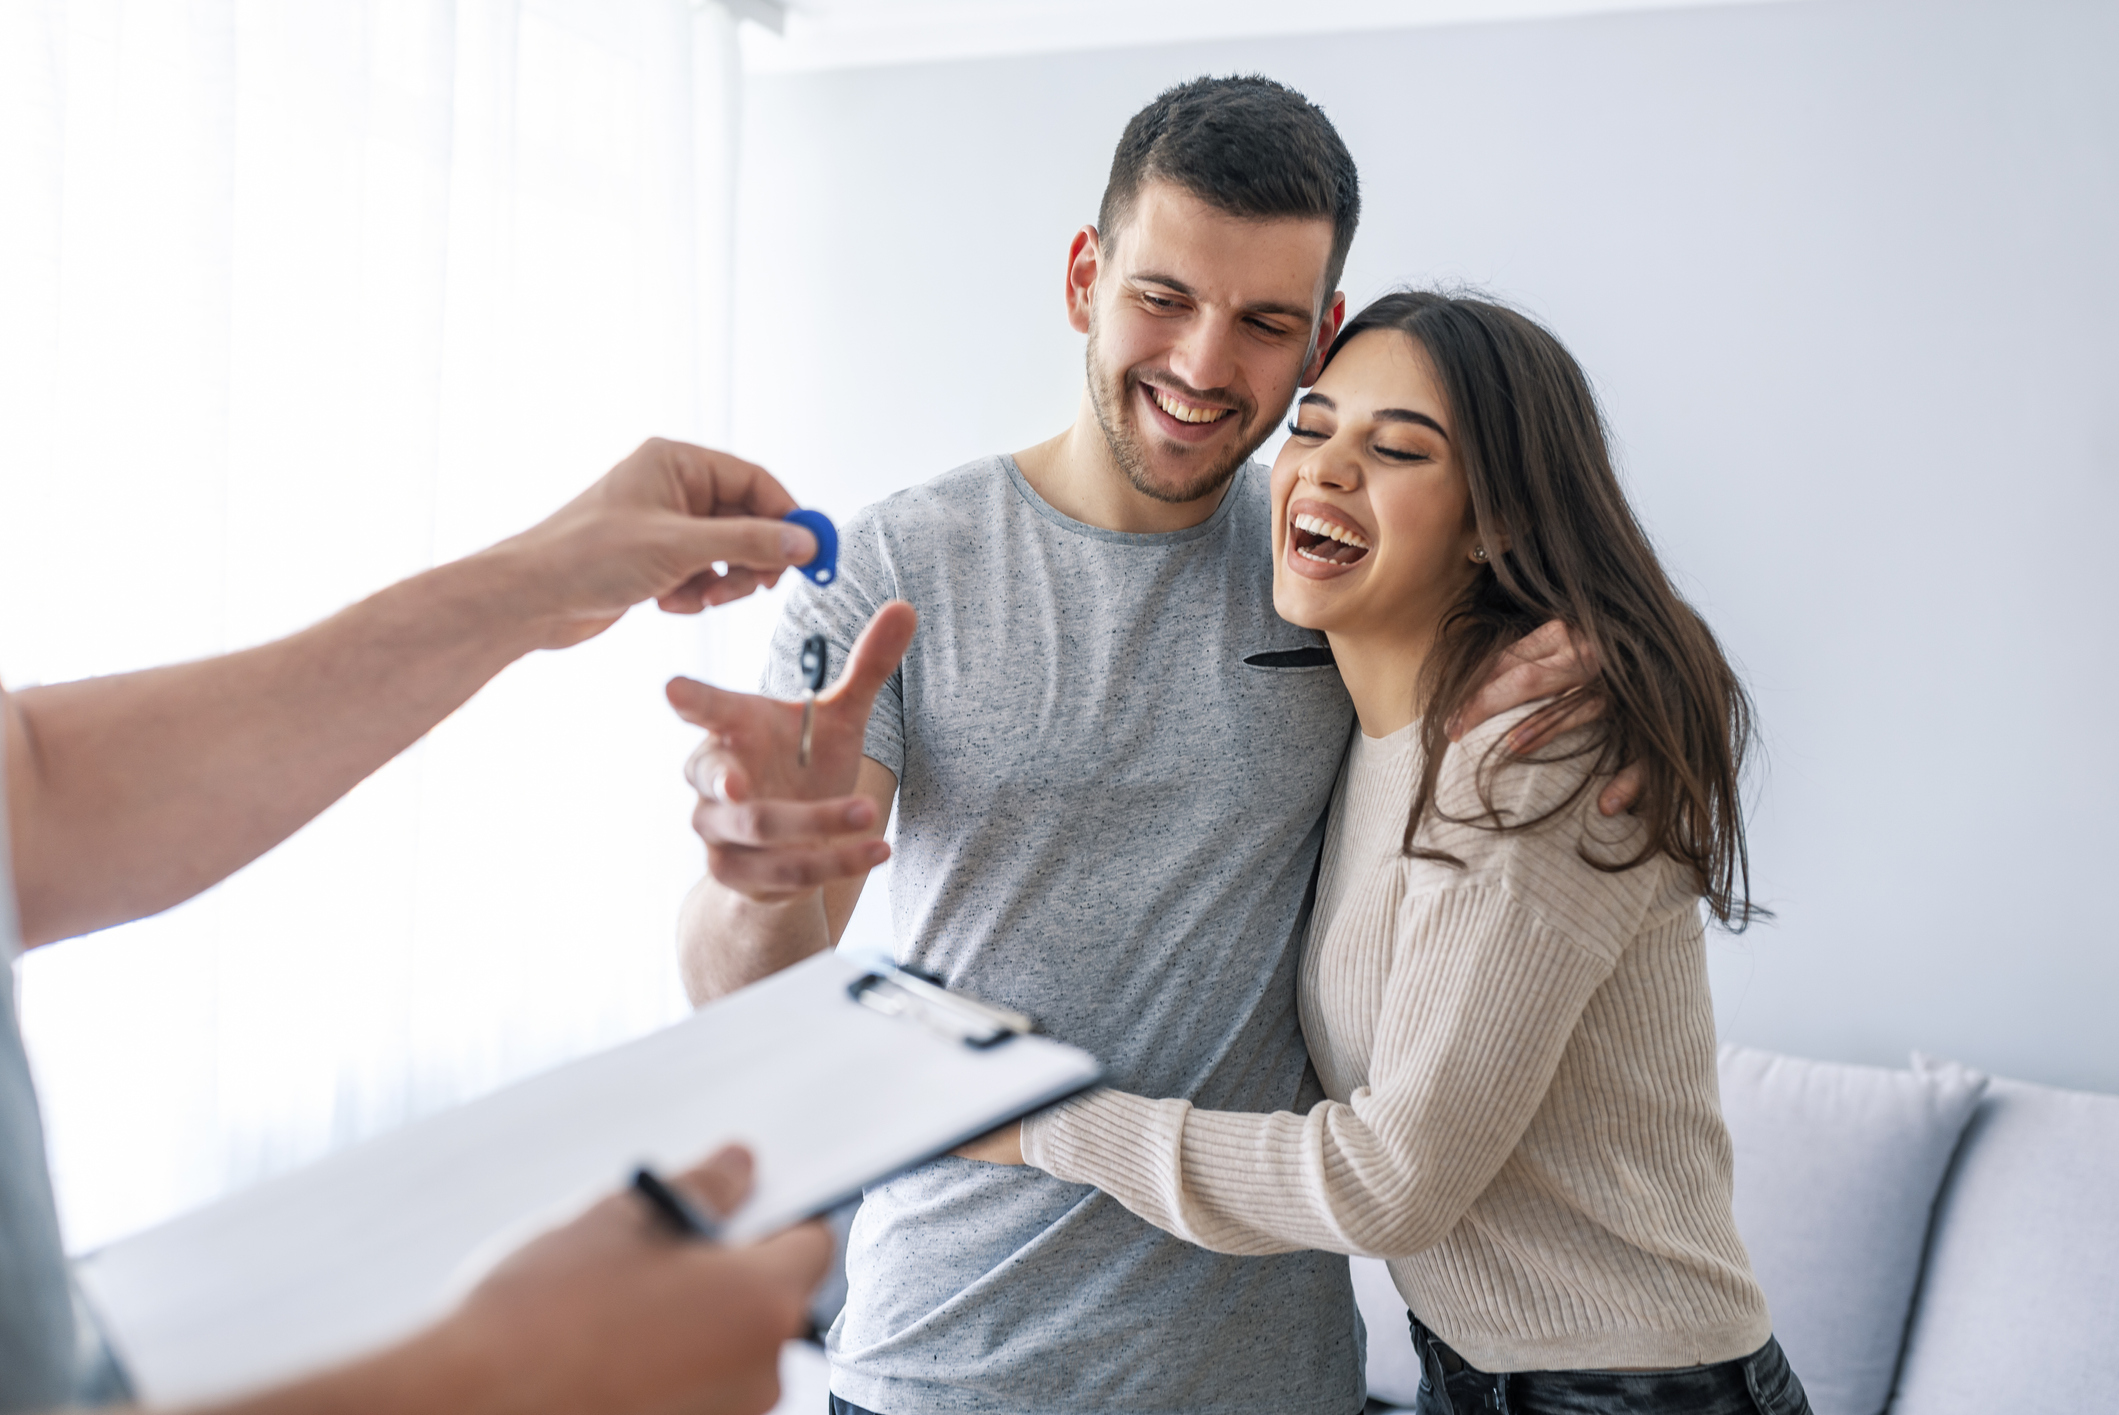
[1021,711,1772,1372]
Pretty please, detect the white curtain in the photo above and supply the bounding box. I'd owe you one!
[0,0,755,1255]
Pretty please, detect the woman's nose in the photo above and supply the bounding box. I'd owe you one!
[1300,447,1360,490]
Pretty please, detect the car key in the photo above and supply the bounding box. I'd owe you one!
[798,633,828,768]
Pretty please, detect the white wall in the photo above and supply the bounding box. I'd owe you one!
[725,0,2119,1091]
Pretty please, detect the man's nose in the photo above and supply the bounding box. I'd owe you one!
[1167,317,1240,397]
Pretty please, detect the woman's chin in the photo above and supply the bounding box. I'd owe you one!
[1272,578,1343,634]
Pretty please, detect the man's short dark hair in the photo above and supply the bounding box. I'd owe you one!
[1098,75,1361,302]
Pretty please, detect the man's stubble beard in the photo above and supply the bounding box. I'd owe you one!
[1084,322,1277,508]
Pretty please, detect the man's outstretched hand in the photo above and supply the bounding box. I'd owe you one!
[670,602,918,903]
[486,437,825,652]
[1444,619,1643,817]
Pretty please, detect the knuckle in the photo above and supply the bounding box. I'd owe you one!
[704,845,755,886]
[770,853,823,889]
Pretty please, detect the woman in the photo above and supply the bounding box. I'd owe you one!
[963,290,1811,1415]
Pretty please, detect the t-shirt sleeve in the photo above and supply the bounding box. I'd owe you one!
[1020,714,1662,1259]
[756,504,907,777]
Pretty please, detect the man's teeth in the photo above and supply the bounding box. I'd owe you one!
[1150,387,1230,424]
[1293,513,1369,551]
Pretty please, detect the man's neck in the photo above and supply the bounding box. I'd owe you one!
[1012,393,1233,535]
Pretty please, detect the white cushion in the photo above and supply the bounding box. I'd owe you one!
[1717,1045,1986,1415]
[1351,1254,1422,1406]
[1889,1072,2119,1414]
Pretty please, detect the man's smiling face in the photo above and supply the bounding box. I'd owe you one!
[1077,182,1339,507]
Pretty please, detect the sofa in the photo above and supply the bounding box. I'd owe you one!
[777,1045,2119,1415]
[1358,1045,2119,1414]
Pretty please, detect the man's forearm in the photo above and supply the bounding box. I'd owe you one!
[676,877,834,1004]
[6,553,540,946]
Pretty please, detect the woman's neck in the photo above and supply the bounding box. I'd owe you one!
[1326,621,1437,739]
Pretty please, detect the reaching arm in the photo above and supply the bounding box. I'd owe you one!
[3,439,819,949]
[1018,721,1656,1259]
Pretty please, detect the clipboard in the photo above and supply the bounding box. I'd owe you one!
[74,951,1101,1406]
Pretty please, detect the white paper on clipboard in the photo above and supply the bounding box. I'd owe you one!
[74,951,1101,1407]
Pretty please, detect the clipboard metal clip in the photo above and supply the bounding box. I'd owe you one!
[847,965,1036,1049]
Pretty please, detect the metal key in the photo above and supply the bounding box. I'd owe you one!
[797,634,828,768]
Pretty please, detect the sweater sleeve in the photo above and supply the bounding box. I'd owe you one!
[1021,718,1662,1259]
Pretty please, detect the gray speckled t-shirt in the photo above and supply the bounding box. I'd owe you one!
[761,456,1362,1415]
[0,752,79,1413]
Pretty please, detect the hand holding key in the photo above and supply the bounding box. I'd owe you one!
[667,601,917,903]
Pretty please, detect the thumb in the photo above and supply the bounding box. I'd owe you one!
[676,1145,755,1219]
[666,515,818,574]
[736,1220,835,1300]
[824,602,918,711]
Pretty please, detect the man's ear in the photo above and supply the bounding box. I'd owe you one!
[1299,290,1348,387]
[1064,225,1101,336]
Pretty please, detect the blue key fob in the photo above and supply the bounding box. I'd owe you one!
[782,508,838,586]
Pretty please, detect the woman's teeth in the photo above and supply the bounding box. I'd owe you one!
[1292,512,1371,566]
[1293,513,1369,550]
[1150,386,1231,424]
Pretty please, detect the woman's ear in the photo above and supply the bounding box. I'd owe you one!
[1468,519,1514,564]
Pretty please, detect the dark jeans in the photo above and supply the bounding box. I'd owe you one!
[827,1317,1810,1415]
[833,1394,1369,1414]
[1409,1314,1812,1415]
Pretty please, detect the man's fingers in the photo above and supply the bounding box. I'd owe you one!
[706,837,892,896]
[1448,619,1594,740]
[1507,692,1606,754]
[677,1145,755,1219]
[825,602,918,710]
[701,568,766,607]
[692,794,878,847]
[651,439,800,522]
[1502,618,1572,668]
[1599,762,1645,817]
[1450,662,1559,741]
[668,676,768,739]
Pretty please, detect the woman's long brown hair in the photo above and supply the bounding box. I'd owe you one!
[1332,289,1763,929]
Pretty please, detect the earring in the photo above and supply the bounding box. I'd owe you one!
[1471,544,1489,563]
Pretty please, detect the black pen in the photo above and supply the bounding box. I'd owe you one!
[631,1165,723,1242]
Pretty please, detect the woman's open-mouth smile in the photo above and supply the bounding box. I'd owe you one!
[1285,500,1372,579]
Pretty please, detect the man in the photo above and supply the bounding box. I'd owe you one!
[3,438,833,1414]
[674,77,1612,1414]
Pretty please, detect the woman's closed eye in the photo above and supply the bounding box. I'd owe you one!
[1287,419,1433,465]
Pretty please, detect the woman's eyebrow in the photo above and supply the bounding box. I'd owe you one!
[1373,408,1450,440]
[1299,393,1449,440]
